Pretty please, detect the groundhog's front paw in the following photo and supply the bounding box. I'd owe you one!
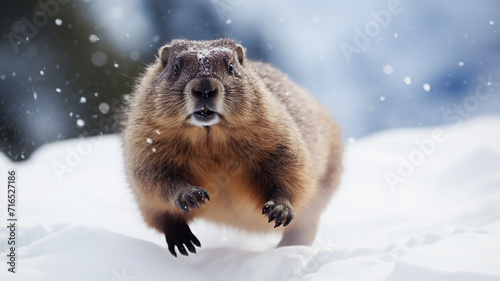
[262,200,295,228]
[175,186,210,213]
[164,220,201,257]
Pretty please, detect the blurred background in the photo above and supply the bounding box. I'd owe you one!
[1,0,499,161]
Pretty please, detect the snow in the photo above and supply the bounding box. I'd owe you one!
[98,103,110,114]
[1,116,500,280]
[423,83,431,92]
[88,34,99,43]
[404,77,411,85]
[91,51,108,67]
[383,65,393,74]
[129,51,140,61]
[76,119,85,128]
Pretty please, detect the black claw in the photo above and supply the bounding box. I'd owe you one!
[274,220,283,228]
[191,235,201,247]
[185,242,196,254]
[268,214,276,223]
[178,245,188,256]
[168,244,177,257]
[278,211,286,220]
[275,212,286,228]
[283,215,293,227]
[205,192,210,201]
[189,198,200,209]
[262,204,270,214]
[181,204,190,213]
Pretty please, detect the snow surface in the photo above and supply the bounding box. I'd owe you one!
[1,116,500,281]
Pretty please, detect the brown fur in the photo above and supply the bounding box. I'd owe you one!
[122,39,342,256]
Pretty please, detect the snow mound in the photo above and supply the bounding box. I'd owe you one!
[1,116,500,281]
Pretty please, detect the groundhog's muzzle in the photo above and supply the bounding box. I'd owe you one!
[185,77,224,127]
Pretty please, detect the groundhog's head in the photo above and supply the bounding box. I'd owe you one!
[151,39,256,128]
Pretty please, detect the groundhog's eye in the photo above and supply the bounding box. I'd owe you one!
[228,64,234,75]
[173,65,180,75]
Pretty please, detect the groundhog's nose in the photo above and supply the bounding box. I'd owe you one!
[191,88,218,99]
[191,78,218,99]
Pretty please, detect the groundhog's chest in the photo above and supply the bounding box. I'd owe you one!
[189,166,278,233]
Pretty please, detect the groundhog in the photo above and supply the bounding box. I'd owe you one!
[122,39,342,257]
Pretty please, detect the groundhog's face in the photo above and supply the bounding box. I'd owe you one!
[154,39,252,128]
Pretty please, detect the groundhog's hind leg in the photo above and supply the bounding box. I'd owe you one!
[278,158,341,247]
[277,190,326,247]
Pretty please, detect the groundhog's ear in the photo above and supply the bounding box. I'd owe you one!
[235,44,246,65]
[159,44,172,67]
